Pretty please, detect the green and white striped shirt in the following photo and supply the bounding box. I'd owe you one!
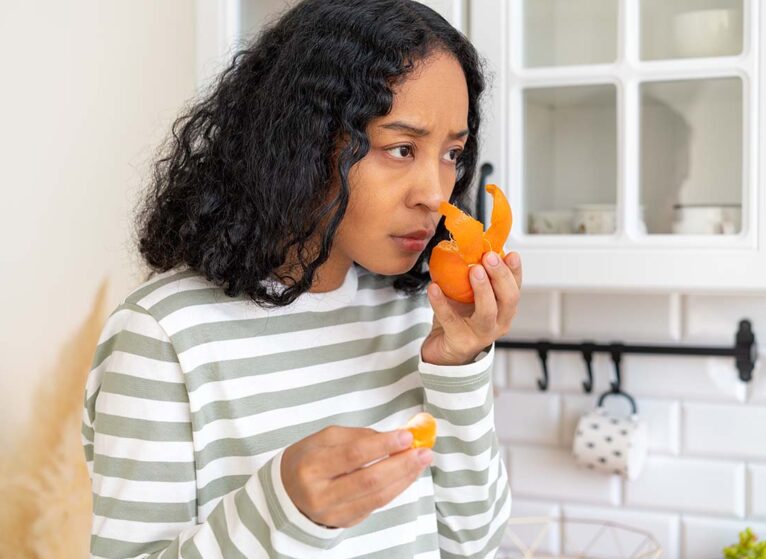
[82,264,511,558]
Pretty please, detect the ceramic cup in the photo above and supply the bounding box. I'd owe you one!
[528,210,574,234]
[573,204,616,235]
[572,402,648,480]
[672,204,741,235]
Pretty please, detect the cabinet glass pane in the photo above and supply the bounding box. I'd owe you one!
[524,85,617,235]
[640,78,742,235]
[641,0,743,60]
[523,0,618,68]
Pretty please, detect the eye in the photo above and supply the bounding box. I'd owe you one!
[443,148,463,164]
[386,145,414,159]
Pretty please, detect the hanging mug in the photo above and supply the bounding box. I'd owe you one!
[572,390,649,480]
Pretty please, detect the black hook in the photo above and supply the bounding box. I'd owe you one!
[581,342,595,393]
[609,343,624,392]
[597,388,638,415]
[475,162,494,223]
[597,343,638,414]
[537,342,551,391]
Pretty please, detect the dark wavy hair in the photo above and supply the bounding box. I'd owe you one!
[136,0,487,308]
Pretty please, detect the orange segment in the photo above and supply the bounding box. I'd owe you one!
[405,412,437,449]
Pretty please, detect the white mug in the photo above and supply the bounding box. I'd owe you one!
[573,204,616,235]
[572,396,648,480]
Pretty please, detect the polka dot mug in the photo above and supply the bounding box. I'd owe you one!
[572,391,649,480]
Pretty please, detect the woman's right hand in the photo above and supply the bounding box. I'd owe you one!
[280,425,433,529]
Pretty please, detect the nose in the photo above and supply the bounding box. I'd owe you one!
[407,158,450,214]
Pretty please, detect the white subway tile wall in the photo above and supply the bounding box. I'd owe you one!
[624,456,746,517]
[495,291,766,559]
[561,293,681,342]
[750,359,766,404]
[751,464,766,519]
[682,517,766,559]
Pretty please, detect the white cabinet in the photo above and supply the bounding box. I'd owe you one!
[470,0,766,291]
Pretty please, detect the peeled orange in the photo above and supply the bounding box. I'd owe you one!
[428,184,512,304]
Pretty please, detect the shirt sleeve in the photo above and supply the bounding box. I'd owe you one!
[81,302,343,559]
[417,343,511,559]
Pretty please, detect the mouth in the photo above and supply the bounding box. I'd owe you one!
[391,229,434,252]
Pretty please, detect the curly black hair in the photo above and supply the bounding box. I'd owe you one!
[136,0,487,308]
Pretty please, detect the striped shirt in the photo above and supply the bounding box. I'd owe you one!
[82,264,511,558]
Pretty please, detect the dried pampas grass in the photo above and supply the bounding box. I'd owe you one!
[0,280,109,559]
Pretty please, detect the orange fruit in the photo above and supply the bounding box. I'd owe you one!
[405,412,437,449]
[428,184,512,304]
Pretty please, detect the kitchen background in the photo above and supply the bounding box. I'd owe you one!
[1,0,764,558]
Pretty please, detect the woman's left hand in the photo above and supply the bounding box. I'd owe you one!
[421,251,522,366]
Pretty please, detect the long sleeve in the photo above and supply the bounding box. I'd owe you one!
[418,344,511,559]
[81,302,344,559]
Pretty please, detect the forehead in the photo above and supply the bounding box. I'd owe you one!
[386,52,469,129]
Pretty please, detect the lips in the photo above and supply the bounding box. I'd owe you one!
[396,229,434,241]
[392,228,435,253]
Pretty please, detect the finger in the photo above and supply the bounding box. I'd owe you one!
[427,282,466,333]
[506,251,522,290]
[319,429,414,478]
[320,450,432,528]
[468,262,498,334]
[483,251,520,328]
[326,447,432,511]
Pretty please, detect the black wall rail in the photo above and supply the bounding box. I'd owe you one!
[496,320,757,391]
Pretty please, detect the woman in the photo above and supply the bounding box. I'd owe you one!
[82,0,521,557]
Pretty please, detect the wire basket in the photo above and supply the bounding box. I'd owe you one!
[497,516,663,559]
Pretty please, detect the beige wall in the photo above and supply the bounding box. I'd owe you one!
[0,1,197,448]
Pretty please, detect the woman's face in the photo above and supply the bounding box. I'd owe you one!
[330,51,470,282]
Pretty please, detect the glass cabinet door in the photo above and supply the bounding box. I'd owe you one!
[640,78,743,235]
[504,0,754,239]
[469,0,763,289]
[524,85,618,235]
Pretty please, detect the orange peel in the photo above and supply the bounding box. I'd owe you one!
[428,184,512,303]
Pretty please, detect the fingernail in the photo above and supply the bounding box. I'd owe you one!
[486,252,499,266]
[429,283,441,297]
[508,253,520,268]
[399,430,413,447]
[417,448,433,465]
[471,266,485,281]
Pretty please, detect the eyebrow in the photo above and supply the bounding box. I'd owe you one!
[379,121,469,140]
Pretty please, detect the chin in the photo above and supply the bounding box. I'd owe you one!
[358,253,422,276]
